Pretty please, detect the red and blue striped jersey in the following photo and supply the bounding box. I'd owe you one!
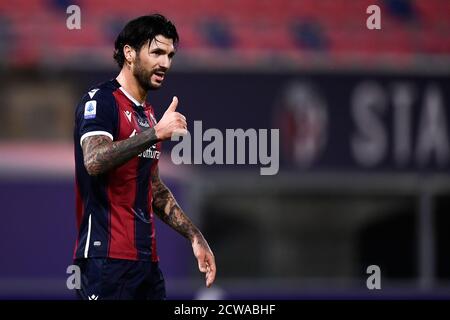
[73,79,161,262]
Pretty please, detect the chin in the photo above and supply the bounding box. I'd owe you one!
[150,81,163,90]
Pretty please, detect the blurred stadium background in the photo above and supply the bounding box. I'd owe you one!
[0,0,449,299]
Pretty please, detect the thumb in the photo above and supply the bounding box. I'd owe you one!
[166,96,178,113]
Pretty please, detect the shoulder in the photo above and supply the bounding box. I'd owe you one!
[76,80,120,115]
[81,79,120,104]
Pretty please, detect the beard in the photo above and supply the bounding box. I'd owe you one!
[133,56,157,91]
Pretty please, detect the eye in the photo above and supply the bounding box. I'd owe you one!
[150,49,164,56]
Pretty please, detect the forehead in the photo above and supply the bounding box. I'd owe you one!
[148,35,175,52]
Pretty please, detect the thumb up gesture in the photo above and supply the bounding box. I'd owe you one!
[154,96,188,141]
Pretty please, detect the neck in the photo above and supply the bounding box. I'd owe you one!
[116,67,147,104]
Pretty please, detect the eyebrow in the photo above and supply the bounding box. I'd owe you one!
[149,41,176,56]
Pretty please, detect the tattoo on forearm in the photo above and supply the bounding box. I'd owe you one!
[151,168,203,242]
[82,128,159,175]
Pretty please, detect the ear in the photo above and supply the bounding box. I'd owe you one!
[123,45,136,66]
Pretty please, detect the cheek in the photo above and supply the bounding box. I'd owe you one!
[137,54,155,69]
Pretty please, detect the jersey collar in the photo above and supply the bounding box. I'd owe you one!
[119,86,145,108]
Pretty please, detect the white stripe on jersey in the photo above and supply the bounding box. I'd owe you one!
[84,214,92,258]
[80,131,113,147]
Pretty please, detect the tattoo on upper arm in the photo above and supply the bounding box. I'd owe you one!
[81,127,159,176]
[82,135,112,176]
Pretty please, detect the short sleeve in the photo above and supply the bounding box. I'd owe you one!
[76,88,117,146]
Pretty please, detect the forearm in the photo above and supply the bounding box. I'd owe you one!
[151,167,216,287]
[82,128,159,176]
[152,176,203,243]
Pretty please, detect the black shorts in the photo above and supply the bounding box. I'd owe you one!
[73,258,166,300]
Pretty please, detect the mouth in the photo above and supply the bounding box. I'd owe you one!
[153,71,165,82]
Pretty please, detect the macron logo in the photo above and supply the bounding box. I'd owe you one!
[88,89,99,99]
[124,110,132,123]
[88,294,98,300]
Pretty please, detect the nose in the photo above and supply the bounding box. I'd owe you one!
[159,55,171,70]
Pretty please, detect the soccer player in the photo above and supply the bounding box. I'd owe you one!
[73,14,216,300]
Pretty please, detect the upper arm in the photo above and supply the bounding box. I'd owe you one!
[76,88,117,174]
[81,135,112,159]
[81,135,113,175]
[77,88,117,148]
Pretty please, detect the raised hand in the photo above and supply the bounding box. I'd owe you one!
[154,96,188,140]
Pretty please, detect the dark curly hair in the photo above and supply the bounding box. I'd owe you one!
[113,14,179,68]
